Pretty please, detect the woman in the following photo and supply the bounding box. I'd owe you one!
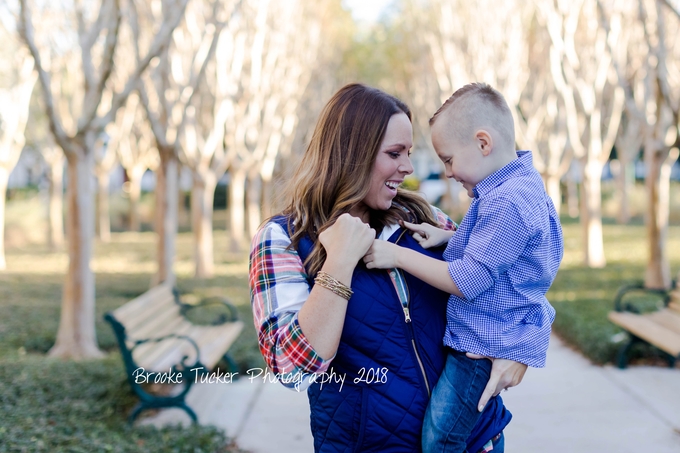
[249,83,523,452]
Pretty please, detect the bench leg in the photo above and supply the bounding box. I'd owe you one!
[178,403,198,423]
[616,334,640,369]
[128,402,146,424]
[222,352,239,378]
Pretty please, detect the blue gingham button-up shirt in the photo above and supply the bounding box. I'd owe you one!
[443,151,563,367]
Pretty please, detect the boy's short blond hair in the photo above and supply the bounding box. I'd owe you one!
[430,83,515,151]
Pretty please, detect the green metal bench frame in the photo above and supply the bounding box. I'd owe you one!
[611,281,677,369]
[104,288,240,423]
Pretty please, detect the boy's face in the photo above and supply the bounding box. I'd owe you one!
[431,122,490,198]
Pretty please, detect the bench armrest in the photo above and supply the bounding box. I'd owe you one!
[179,296,240,325]
[613,281,671,313]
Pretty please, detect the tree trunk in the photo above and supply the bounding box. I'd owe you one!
[0,167,9,270]
[97,173,111,242]
[580,158,606,268]
[49,150,103,359]
[566,179,579,218]
[229,168,246,252]
[191,170,216,278]
[612,159,634,225]
[261,178,273,221]
[153,151,178,286]
[643,146,678,289]
[246,173,262,239]
[543,173,562,215]
[47,155,65,249]
[128,168,144,232]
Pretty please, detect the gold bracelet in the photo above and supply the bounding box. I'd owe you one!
[315,271,353,300]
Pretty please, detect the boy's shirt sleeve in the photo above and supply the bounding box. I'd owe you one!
[249,222,333,389]
[448,197,533,301]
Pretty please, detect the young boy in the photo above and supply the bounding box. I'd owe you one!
[363,83,564,452]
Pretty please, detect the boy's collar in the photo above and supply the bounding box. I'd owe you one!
[472,150,534,198]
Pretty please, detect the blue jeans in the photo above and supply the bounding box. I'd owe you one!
[422,349,493,453]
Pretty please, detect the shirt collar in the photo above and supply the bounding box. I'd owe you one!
[472,150,534,198]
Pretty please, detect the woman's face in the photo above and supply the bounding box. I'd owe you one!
[350,113,414,221]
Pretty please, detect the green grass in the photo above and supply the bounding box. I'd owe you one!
[0,355,241,452]
[0,205,259,452]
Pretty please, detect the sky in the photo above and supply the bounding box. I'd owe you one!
[342,0,393,23]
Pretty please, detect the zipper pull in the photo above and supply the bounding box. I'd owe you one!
[403,306,412,323]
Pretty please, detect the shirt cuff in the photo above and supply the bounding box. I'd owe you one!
[448,256,494,300]
[283,315,334,374]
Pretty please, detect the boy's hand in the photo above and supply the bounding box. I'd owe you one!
[467,353,528,412]
[363,239,402,269]
[401,221,454,248]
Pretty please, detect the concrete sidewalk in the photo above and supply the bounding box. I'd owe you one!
[141,335,680,453]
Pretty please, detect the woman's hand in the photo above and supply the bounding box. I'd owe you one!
[467,353,528,412]
[319,213,376,265]
[401,221,455,248]
[363,239,402,269]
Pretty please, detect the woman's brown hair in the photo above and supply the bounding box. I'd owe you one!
[278,83,438,277]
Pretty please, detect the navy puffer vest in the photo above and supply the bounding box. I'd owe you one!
[272,217,510,453]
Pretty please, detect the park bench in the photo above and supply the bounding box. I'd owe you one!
[104,282,244,423]
[608,282,680,369]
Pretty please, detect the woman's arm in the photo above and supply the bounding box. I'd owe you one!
[298,214,376,359]
[250,214,375,379]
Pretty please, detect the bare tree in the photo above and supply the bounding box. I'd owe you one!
[601,0,680,288]
[224,0,324,250]
[19,0,188,358]
[417,1,573,216]
[115,93,158,232]
[540,0,625,268]
[93,133,117,242]
[42,143,65,249]
[0,20,36,270]
[178,0,244,277]
[134,0,227,283]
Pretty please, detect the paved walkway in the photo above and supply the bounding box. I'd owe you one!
[141,335,680,453]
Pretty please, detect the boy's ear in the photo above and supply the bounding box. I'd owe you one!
[475,129,493,156]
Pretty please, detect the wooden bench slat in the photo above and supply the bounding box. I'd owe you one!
[133,321,195,371]
[116,292,177,333]
[669,301,680,314]
[126,302,183,340]
[150,322,244,372]
[608,311,680,356]
[127,314,189,358]
[113,283,175,320]
[645,309,680,336]
[189,322,244,370]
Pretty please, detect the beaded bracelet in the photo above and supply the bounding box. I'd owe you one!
[315,271,353,300]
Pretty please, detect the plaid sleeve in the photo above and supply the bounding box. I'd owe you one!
[249,222,332,387]
[432,205,458,231]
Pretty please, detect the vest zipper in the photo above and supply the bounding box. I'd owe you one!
[395,229,432,398]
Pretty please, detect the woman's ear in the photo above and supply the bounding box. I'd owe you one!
[475,129,493,157]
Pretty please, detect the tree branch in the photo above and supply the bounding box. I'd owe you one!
[79,0,122,133]
[96,0,190,130]
[659,0,680,19]
[18,0,72,155]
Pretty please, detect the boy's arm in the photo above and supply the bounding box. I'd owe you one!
[363,240,464,298]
